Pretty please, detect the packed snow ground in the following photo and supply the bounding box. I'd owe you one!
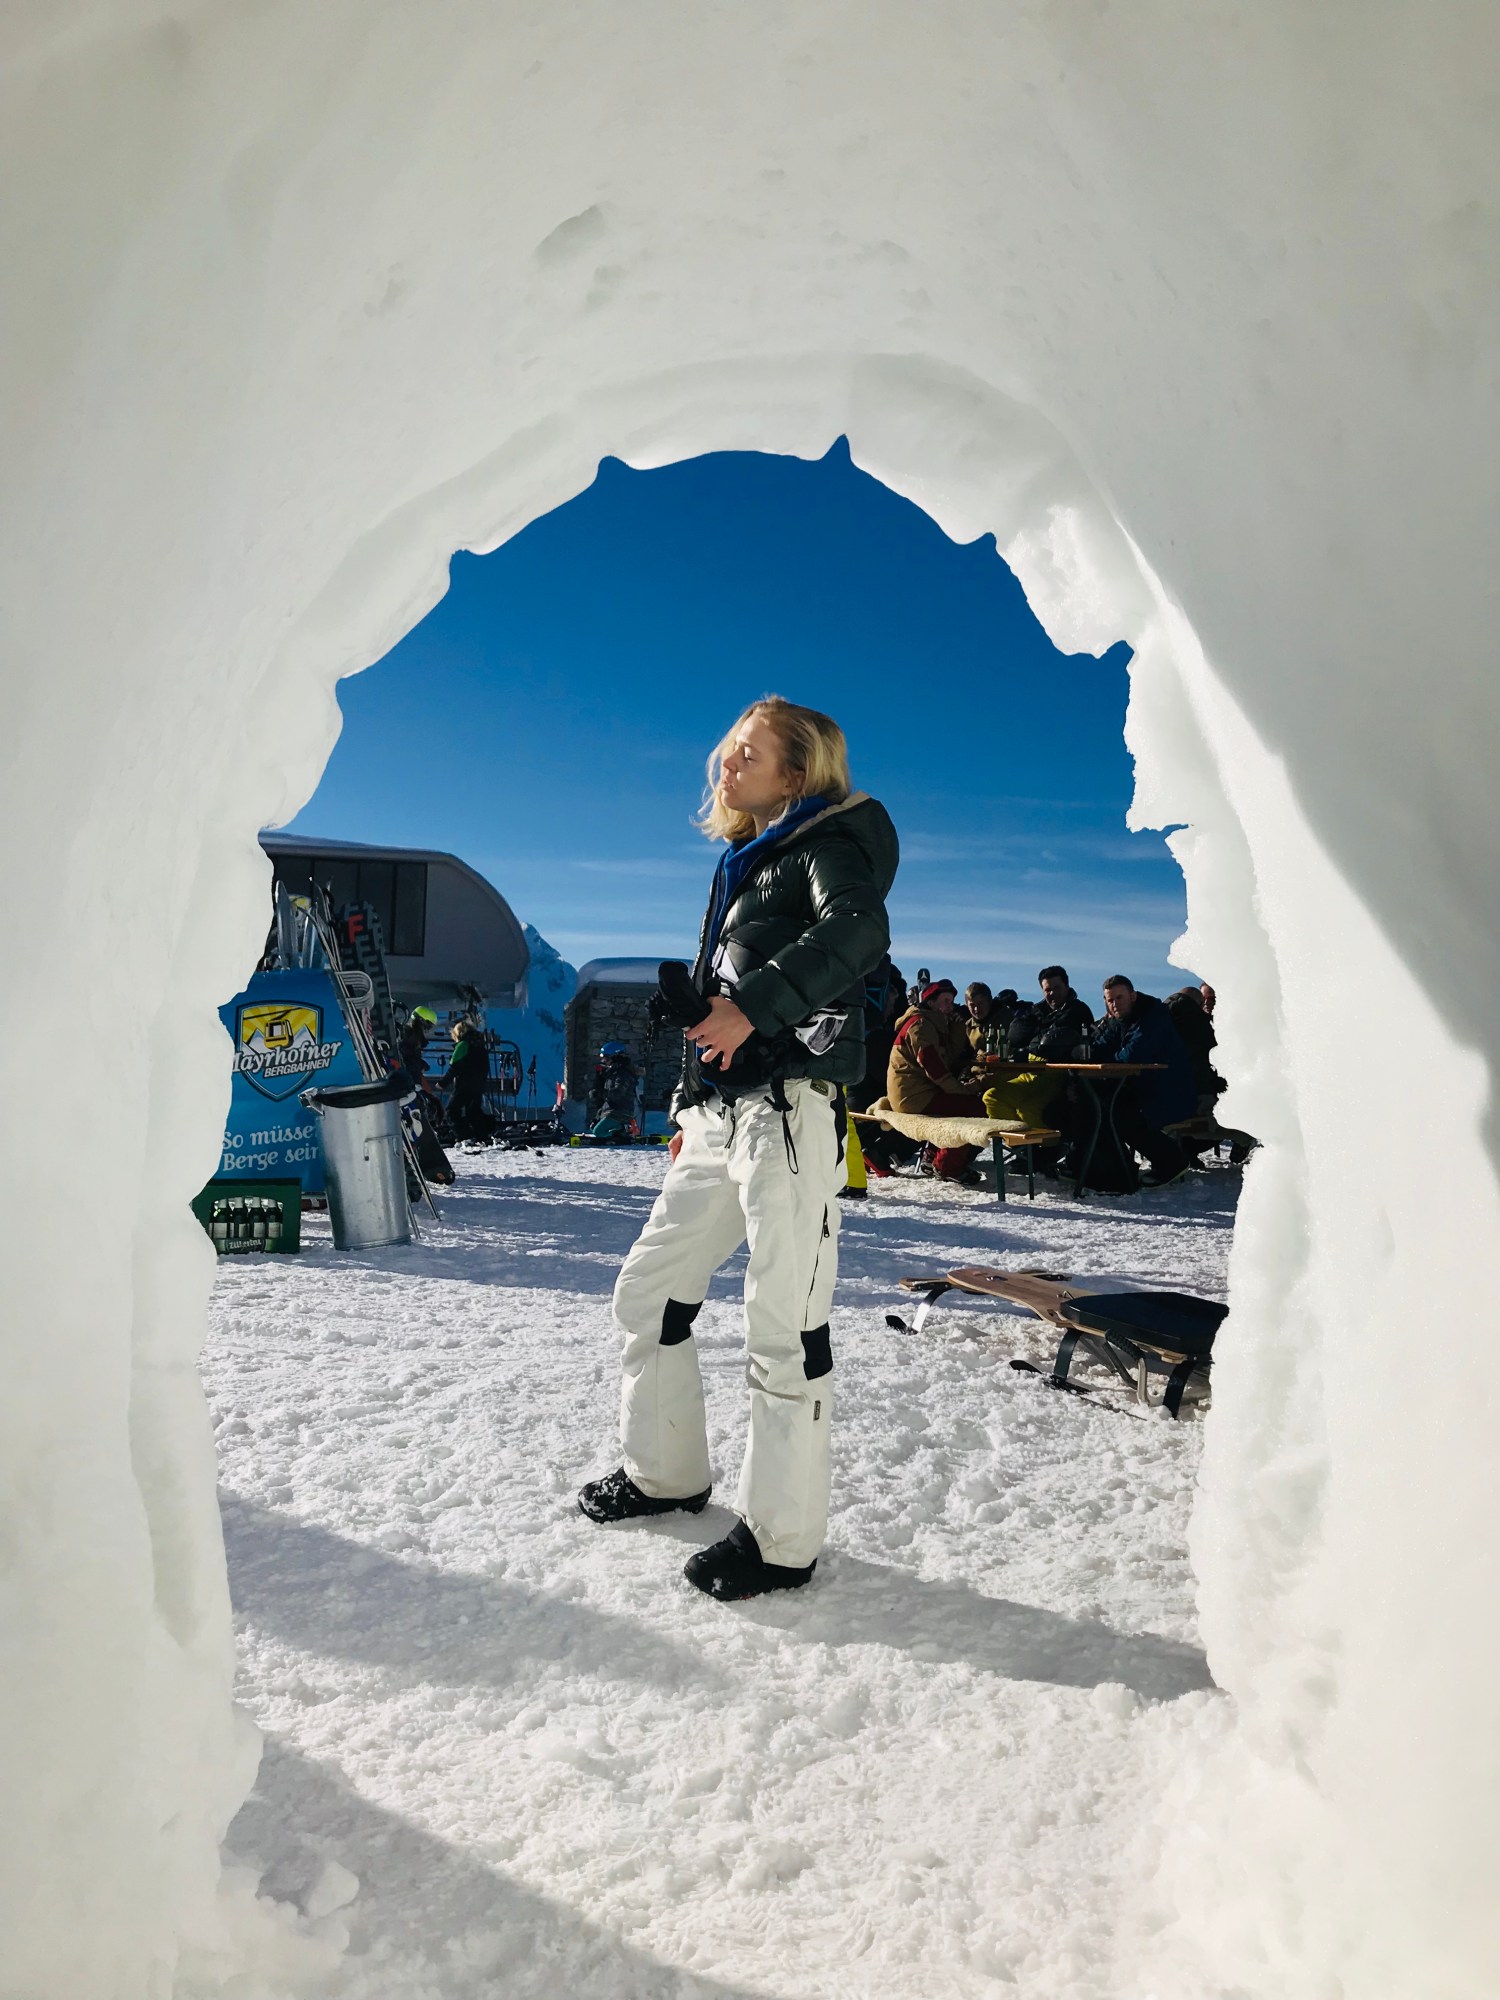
[206,1145,1240,1999]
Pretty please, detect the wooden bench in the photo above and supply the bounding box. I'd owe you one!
[990,1128,1061,1201]
[850,1100,1060,1204]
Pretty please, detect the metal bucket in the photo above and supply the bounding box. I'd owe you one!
[301,1075,413,1250]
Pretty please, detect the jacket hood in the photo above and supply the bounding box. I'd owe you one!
[774,791,900,896]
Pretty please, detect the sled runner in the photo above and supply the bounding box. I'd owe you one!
[887,1266,1223,1417]
[1049,1291,1223,1417]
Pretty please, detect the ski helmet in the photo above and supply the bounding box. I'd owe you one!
[412,1005,438,1025]
[599,1041,628,1058]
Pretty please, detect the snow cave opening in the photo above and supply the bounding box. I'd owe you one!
[199,378,1500,2000]
[18,365,1371,2000]
[9,10,1499,1997]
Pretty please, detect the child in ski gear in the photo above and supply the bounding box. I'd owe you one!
[587,1041,640,1140]
[580,696,897,1601]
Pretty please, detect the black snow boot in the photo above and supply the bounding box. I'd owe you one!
[577,1467,711,1524]
[683,1520,816,1601]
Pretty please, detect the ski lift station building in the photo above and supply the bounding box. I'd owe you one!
[259,833,529,1008]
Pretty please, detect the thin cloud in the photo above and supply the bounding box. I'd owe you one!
[573,855,707,879]
[549,931,692,961]
[897,825,1182,869]
[897,836,976,864]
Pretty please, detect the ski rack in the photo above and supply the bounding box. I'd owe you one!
[307,886,440,1228]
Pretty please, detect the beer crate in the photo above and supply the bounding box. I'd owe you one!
[192,1179,302,1255]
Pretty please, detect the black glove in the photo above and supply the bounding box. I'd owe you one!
[651,959,713,1032]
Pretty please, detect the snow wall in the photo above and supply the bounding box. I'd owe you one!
[2,5,1497,1994]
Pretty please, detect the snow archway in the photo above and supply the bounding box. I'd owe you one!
[4,8,1499,1995]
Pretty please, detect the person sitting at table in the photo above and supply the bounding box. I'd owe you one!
[1090,975,1195,1185]
[1003,964,1094,1062]
[962,980,1002,1057]
[1165,983,1257,1164]
[1027,964,1095,1058]
[982,964,1094,1135]
[1002,996,1033,1054]
[1165,983,1221,1107]
[887,978,986,1182]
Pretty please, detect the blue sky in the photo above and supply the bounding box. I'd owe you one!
[286,440,1191,1002]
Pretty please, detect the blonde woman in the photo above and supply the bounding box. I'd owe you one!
[580,697,898,1600]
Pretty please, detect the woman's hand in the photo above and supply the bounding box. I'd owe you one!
[686,995,756,1068]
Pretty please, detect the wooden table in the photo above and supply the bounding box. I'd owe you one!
[977,1058,1167,1196]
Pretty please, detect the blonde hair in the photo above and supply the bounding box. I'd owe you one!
[697,695,852,843]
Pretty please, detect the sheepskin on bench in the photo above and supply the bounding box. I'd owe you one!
[850,1095,1042,1152]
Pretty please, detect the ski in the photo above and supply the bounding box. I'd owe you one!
[305,886,440,1225]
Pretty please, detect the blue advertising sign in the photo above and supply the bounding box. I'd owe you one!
[216,968,365,1192]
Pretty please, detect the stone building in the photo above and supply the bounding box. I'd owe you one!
[564,958,685,1120]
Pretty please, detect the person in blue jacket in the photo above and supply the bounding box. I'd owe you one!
[1091,975,1195,1186]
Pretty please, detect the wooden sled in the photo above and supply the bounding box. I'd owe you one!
[889,1265,1123,1335]
[889,1266,1223,1417]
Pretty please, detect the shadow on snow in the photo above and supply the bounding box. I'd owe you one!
[308,1168,1238,1305]
[229,1732,779,2000]
[221,1491,731,1699]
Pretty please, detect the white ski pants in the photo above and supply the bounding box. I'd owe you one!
[613,1080,843,1568]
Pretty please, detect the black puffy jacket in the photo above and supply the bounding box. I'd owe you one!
[1165,988,1221,1099]
[679,792,899,1109]
[1006,991,1095,1061]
